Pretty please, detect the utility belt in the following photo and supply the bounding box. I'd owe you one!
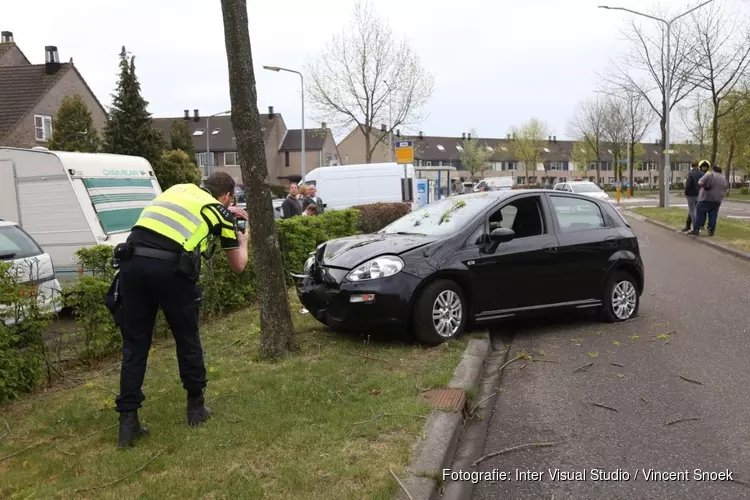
[112,241,202,282]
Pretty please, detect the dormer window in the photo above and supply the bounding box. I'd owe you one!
[211,128,220,135]
[456,145,464,152]
[437,144,445,151]
[193,129,205,136]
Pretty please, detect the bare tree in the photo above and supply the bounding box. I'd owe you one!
[602,98,630,183]
[459,129,492,180]
[307,0,434,163]
[510,118,550,186]
[618,89,653,191]
[678,93,713,158]
[689,1,750,165]
[605,6,700,206]
[220,0,294,359]
[567,97,607,183]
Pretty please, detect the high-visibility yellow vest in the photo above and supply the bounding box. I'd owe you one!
[133,184,220,252]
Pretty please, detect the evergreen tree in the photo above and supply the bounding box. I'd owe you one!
[48,95,101,152]
[170,120,196,159]
[154,149,201,190]
[103,46,165,165]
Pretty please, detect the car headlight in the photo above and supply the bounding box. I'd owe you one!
[346,255,404,281]
[303,255,315,275]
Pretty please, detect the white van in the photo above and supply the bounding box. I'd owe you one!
[473,177,514,192]
[302,162,417,210]
[0,148,162,280]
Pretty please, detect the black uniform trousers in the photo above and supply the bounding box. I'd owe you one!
[115,254,205,412]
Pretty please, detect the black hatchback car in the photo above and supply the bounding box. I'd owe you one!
[295,190,644,345]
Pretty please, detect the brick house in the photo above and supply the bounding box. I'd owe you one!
[0,32,107,148]
[153,106,340,186]
[336,126,699,187]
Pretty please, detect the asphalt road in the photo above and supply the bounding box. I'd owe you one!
[615,195,750,219]
[467,217,750,500]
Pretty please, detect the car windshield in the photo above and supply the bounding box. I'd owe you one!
[380,195,496,236]
[0,225,43,260]
[572,183,602,193]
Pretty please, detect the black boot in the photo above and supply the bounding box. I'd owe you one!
[682,216,692,232]
[187,393,212,426]
[117,410,149,448]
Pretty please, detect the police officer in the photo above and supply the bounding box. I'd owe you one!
[112,172,249,448]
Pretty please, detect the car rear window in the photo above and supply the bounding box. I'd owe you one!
[571,183,602,193]
[0,225,43,260]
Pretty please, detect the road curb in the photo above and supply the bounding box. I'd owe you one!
[394,333,491,500]
[623,210,750,262]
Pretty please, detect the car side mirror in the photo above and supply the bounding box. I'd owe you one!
[489,227,515,243]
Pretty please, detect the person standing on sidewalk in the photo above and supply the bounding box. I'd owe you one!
[690,165,729,237]
[682,160,706,232]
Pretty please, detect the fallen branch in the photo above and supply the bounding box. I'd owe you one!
[498,354,525,373]
[666,416,701,426]
[471,441,561,467]
[573,362,594,373]
[390,468,413,500]
[641,397,650,404]
[54,444,76,457]
[0,441,46,462]
[469,393,498,415]
[531,359,559,364]
[74,450,164,493]
[415,383,433,392]
[623,316,644,323]
[222,338,244,350]
[591,402,618,412]
[352,413,427,426]
[518,363,528,371]
[2,418,11,436]
[679,375,703,386]
[73,423,118,444]
[89,385,118,396]
[611,362,625,368]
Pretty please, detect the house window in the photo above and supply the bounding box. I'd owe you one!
[224,152,239,166]
[193,129,205,136]
[34,115,52,141]
[426,161,432,166]
[285,151,290,167]
[548,161,566,171]
[507,161,517,171]
[195,152,215,166]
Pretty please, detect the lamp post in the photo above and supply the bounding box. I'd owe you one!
[263,65,306,179]
[382,80,394,162]
[598,0,714,209]
[205,110,231,177]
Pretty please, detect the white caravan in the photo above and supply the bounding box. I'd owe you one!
[0,148,162,280]
[302,162,417,210]
[473,177,514,192]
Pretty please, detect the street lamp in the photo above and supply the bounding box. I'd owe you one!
[382,80,394,162]
[263,65,306,179]
[206,110,231,177]
[599,0,715,209]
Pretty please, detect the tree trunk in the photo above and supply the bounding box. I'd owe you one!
[710,100,720,167]
[364,127,372,163]
[659,112,667,207]
[220,0,294,359]
[727,142,735,188]
[629,143,635,193]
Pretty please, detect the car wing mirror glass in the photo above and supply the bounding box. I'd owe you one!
[489,227,515,243]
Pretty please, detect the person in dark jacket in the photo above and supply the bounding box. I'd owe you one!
[281,182,302,219]
[682,160,707,232]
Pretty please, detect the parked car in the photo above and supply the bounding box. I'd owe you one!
[474,177,513,192]
[294,190,644,345]
[553,181,610,202]
[0,220,63,325]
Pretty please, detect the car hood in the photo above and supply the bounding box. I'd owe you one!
[318,233,438,269]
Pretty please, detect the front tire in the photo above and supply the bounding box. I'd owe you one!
[413,280,467,346]
[599,271,640,322]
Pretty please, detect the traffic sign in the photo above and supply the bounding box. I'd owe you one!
[395,140,414,164]
[664,149,675,154]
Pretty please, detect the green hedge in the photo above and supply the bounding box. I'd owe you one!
[1,203,410,402]
[352,203,411,234]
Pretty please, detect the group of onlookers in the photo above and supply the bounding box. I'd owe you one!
[280,182,325,219]
[682,160,729,237]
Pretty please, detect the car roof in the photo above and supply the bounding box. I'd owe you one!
[0,220,19,228]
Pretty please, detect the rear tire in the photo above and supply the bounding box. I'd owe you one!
[413,280,467,346]
[599,271,640,323]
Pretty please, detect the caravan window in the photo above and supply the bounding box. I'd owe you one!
[83,178,158,233]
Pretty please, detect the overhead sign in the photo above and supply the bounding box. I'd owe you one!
[395,140,414,165]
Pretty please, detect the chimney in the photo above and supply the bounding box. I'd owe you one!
[44,46,60,75]
[321,121,327,129]
[183,109,190,120]
[1,31,13,43]
[548,135,552,142]
[381,123,387,132]
[553,135,557,143]
[468,132,472,140]
[193,109,200,122]
[507,133,511,140]
[418,131,423,139]
[462,132,466,140]
[268,105,274,118]
[396,129,401,137]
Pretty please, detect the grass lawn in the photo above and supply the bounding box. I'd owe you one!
[631,207,750,253]
[0,292,469,499]
[727,189,750,201]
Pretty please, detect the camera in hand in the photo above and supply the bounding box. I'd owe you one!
[237,219,247,233]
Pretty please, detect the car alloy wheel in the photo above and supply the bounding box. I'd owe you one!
[432,290,463,338]
[611,280,637,320]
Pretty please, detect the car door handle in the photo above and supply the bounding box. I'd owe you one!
[543,243,558,252]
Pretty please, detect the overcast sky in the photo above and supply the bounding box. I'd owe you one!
[6,0,742,142]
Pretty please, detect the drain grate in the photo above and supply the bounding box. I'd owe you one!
[421,388,466,412]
